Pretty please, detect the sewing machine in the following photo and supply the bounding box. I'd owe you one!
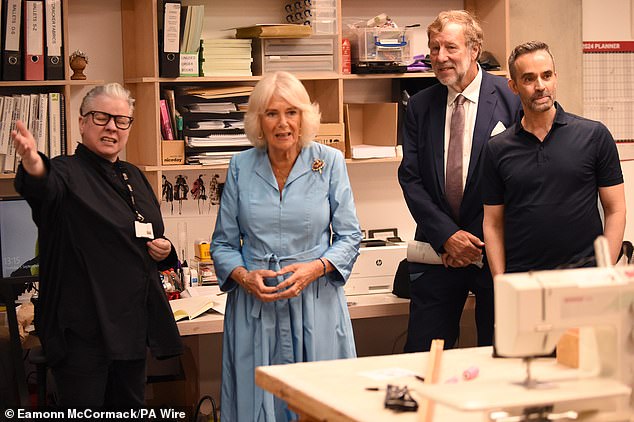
[416,266,634,421]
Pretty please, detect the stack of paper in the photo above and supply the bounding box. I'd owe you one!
[186,150,246,166]
[201,39,253,77]
[235,24,312,39]
[184,85,254,100]
[186,102,238,113]
[351,144,397,159]
[186,135,250,148]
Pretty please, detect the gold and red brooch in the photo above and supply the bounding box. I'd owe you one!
[311,159,325,174]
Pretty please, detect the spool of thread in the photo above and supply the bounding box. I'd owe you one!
[462,366,479,380]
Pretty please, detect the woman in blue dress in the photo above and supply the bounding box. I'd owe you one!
[211,71,362,421]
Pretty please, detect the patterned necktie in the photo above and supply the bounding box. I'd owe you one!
[446,94,466,221]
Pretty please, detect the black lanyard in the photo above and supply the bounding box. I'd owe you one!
[115,163,145,222]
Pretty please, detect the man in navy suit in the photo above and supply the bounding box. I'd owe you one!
[398,10,521,352]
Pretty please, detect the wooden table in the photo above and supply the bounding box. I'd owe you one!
[255,346,629,421]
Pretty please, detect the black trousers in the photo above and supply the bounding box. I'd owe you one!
[50,330,146,408]
[403,263,494,352]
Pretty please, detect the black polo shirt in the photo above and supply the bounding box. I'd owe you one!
[482,103,623,273]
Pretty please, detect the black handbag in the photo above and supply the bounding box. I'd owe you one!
[392,259,410,299]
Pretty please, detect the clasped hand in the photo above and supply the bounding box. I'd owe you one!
[240,260,323,302]
[441,230,484,268]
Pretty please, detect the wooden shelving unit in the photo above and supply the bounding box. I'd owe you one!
[121,0,511,196]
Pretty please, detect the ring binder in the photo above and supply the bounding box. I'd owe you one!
[44,0,63,80]
[3,0,23,81]
[159,0,181,78]
[24,0,44,81]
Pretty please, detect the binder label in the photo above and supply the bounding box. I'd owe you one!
[5,0,21,51]
[164,3,181,54]
[27,1,44,56]
[46,0,61,56]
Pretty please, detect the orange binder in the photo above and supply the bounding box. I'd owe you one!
[24,0,44,80]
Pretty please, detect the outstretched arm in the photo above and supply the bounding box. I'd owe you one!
[12,120,46,178]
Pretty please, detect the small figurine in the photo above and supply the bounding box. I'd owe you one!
[161,175,174,215]
[174,174,189,215]
[69,50,88,80]
[208,174,221,212]
[190,174,207,214]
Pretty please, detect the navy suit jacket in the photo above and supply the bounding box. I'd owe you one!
[398,71,521,253]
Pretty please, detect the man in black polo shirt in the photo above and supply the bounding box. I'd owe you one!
[481,41,626,276]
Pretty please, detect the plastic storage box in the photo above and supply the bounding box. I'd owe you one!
[350,27,411,64]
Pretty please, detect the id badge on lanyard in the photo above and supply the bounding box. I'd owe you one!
[118,164,155,239]
[135,220,154,239]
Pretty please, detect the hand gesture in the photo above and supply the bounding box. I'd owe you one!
[240,269,279,302]
[12,120,45,177]
[442,230,484,268]
[146,238,172,262]
[273,260,323,300]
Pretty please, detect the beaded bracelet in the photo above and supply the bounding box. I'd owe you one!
[318,257,327,277]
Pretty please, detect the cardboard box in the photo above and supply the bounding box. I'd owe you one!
[315,123,345,155]
[344,103,398,159]
[162,140,185,165]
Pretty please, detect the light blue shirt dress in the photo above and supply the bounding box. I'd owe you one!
[211,141,362,421]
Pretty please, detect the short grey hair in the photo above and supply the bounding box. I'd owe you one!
[428,10,483,60]
[508,41,555,81]
[244,71,321,149]
[79,82,135,116]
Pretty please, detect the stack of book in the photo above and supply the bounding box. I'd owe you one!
[0,92,65,173]
[175,85,254,165]
[201,39,253,77]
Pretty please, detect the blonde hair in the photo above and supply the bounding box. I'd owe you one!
[80,82,135,115]
[244,71,321,149]
[428,10,483,60]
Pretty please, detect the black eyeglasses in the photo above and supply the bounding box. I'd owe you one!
[82,111,134,130]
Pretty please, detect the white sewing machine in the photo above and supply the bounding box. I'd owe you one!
[417,266,634,421]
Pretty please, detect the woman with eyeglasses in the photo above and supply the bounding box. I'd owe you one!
[11,83,183,408]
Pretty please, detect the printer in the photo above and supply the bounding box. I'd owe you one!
[345,242,407,295]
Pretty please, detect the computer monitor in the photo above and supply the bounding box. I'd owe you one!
[0,197,38,279]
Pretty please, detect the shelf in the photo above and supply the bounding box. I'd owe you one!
[346,157,401,164]
[0,79,105,87]
[139,156,401,173]
[121,0,511,197]
[342,70,507,79]
[126,72,342,85]
[139,164,230,172]
[127,70,509,85]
